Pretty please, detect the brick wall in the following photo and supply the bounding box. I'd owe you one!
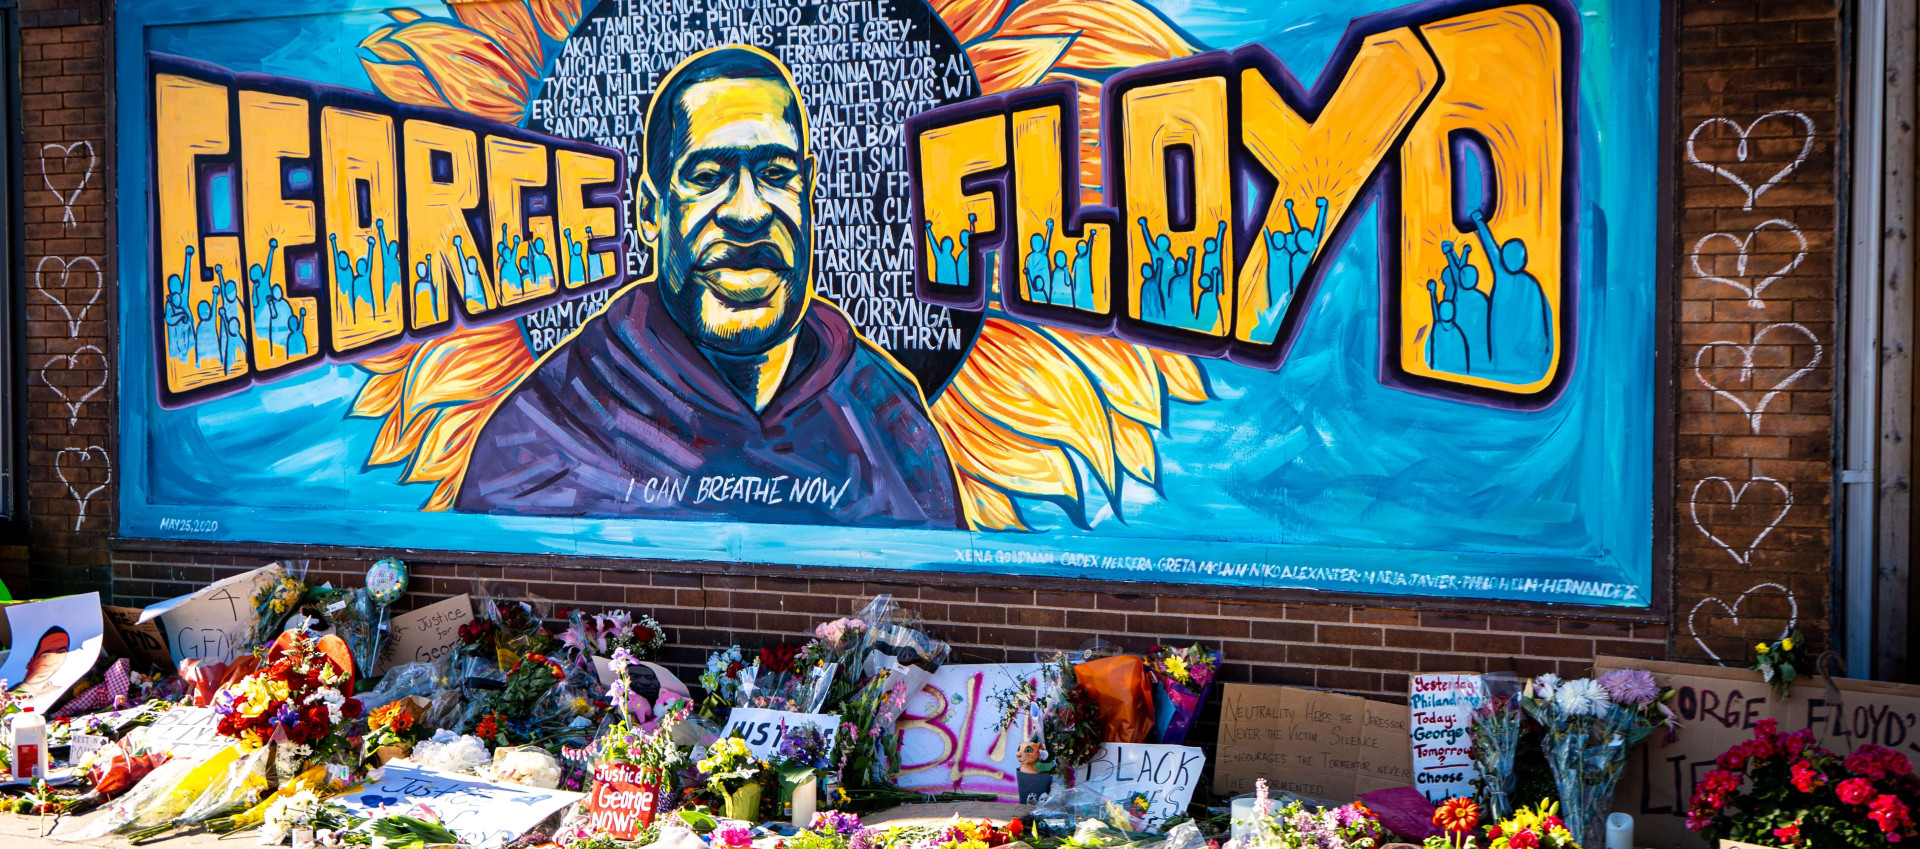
[10,0,1849,696]
[1671,0,1840,665]
[18,0,113,599]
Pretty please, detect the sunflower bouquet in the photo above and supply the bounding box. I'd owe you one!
[1145,643,1220,745]
[1518,669,1672,847]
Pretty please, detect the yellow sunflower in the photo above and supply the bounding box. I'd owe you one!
[353,0,1212,529]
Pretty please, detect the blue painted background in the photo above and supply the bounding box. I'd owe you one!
[116,0,1660,605]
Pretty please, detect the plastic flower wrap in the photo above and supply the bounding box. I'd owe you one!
[250,562,308,649]
[993,655,1106,774]
[1145,643,1220,745]
[1519,669,1671,847]
[1470,674,1523,821]
[699,736,769,794]
[700,645,751,719]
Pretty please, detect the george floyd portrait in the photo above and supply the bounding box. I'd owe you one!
[455,46,965,528]
[16,627,71,699]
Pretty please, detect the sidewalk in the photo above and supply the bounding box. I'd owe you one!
[0,808,228,847]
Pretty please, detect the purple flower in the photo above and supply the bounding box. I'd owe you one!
[1596,668,1661,707]
[212,688,240,717]
[271,702,300,728]
[848,827,878,849]
[609,647,637,671]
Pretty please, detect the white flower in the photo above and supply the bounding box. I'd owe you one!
[1553,678,1613,717]
[1533,673,1563,699]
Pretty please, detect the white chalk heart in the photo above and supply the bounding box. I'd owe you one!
[1688,581,1799,666]
[1689,219,1806,309]
[1689,476,1793,567]
[35,255,102,339]
[1686,111,1815,211]
[39,141,95,227]
[1692,322,1823,434]
[54,445,111,532]
[40,345,106,428]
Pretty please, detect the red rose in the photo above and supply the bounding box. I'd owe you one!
[1508,829,1539,849]
[343,697,363,719]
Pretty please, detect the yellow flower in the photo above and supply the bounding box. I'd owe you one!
[1782,637,1795,651]
[1757,643,1771,654]
[1164,654,1190,684]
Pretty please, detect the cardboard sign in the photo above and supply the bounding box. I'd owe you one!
[722,707,842,760]
[337,762,582,849]
[587,761,659,838]
[1409,673,1482,803]
[0,593,105,713]
[67,733,107,764]
[1601,655,1920,849]
[1071,743,1204,827]
[102,605,174,669]
[135,705,227,760]
[898,663,1045,801]
[1213,683,1414,803]
[140,563,285,667]
[383,594,472,673]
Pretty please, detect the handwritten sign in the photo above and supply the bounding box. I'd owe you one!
[1071,743,1204,826]
[103,605,174,669]
[1213,683,1413,803]
[136,705,227,760]
[1409,673,1482,803]
[67,733,108,764]
[722,707,842,760]
[587,761,659,839]
[383,594,472,673]
[1601,656,1920,849]
[140,563,284,666]
[337,762,582,849]
[897,663,1044,801]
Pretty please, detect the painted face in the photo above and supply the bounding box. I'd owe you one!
[649,77,813,355]
[21,629,70,691]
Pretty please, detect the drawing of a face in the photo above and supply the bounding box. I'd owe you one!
[641,48,817,356]
[20,627,70,693]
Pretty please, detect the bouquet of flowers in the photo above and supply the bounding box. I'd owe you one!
[558,609,669,669]
[700,645,752,719]
[1751,630,1809,700]
[747,643,810,710]
[598,648,687,774]
[463,595,555,672]
[249,562,307,648]
[1145,643,1219,745]
[787,811,870,849]
[467,651,565,744]
[1424,798,1480,849]
[993,656,1106,776]
[1687,718,1920,846]
[1518,668,1672,847]
[1486,800,1578,849]
[365,697,429,762]
[869,816,1023,849]
[258,788,362,845]
[797,616,870,711]
[1252,784,1388,849]
[699,735,771,820]
[212,632,362,770]
[1469,676,1524,821]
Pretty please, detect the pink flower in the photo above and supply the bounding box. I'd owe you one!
[716,824,754,849]
[1871,794,1914,836]
[1773,820,1802,846]
[1790,759,1826,793]
[1839,777,1878,805]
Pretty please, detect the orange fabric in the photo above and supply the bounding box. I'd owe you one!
[1074,655,1154,743]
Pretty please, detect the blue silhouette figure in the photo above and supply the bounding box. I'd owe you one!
[247,238,278,335]
[414,257,439,323]
[512,234,530,288]
[564,228,587,287]
[1426,279,1470,373]
[194,300,218,368]
[497,224,522,295]
[377,220,402,306]
[354,251,373,316]
[925,221,959,287]
[266,283,286,353]
[1050,250,1071,307]
[1136,217,1180,320]
[1139,261,1164,318]
[584,227,605,280]
[1166,247,1196,326]
[218,276,246,373]
[453,235,487,311]
[330,233,356,321]
[954,213,976,290]
[531,237,556,289]
[1288,198,1327,286]
[1070,229,1097,310]
[165,245,195,364]
[1470,210,1551,380]
[1025,220,1055,303]
[1195,220,1227,330]
[286,307,310,358]
[1441,241,1490,367]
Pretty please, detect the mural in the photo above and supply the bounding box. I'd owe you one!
[116,0,1661,605]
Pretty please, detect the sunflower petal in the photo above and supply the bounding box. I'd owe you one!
[1149,349,1209,403]
[527,0,586,40]
[400,324,534,424]
[1110,413,1156,486]
[996,0,1197,71]
[351,368,410,419]
[425,475,463,512]
[957,473,1027,532]
[359,341,424,375]
[369,403,437,468]
[932,393,1080,501]
[379,22,529,123]
[360,57,453,110]
[951,317,1117,494]
[1039,71,1106,198]
[453,0,544,81]
[387,8,424,23]
[406,399,500,484]
[1042,327,1162,426]
[933,0,1013,44]
[968,36,1074,94]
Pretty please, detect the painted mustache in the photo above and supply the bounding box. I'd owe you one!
[695,241,790,272]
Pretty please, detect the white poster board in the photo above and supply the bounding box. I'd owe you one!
[721,707,841,760]
[1409,673,1482,804]
[1071,743,1205,827]
[139,564,285,667]
[897,663,1044,801]
[0,593,104,712]
[338,762,583,849]
[134,705,228,760]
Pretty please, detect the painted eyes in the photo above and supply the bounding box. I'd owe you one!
[682,160,799,191]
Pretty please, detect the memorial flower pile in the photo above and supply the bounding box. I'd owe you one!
[1256,795,1388,849]
[1518,669,1672,847]
[868,817,1022,849]
[1688,718,1920,846]
[365,698,428,753]
[559,608,670,668]
[211,632,361,764]
[1484,800,1577,849]
[787,811,870,849]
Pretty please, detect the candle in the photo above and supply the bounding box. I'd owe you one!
[1231,796,1259,848]
[1605,812,1634,849]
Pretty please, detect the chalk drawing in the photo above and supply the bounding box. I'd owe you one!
[39,141,95,229]
[1690,219,1807,309]
[36,255,102,339]
[40,344,106,428]
[1687,581,1799,666]
[54,445,111,532]
[1692,322,1823,434]
[1686,111,1815,211]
